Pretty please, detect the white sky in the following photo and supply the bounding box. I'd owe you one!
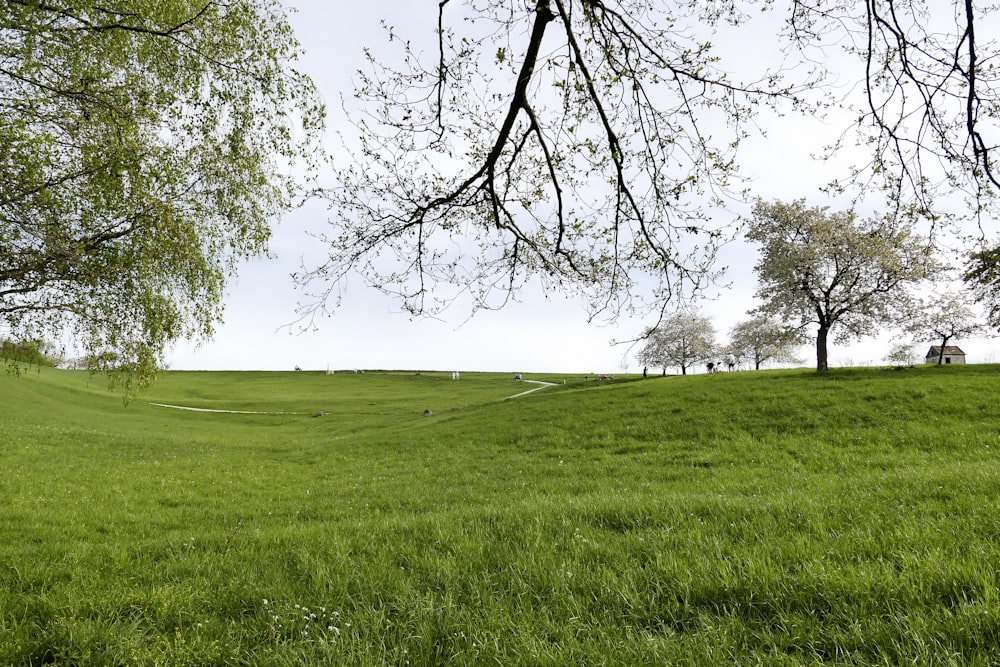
[165,1,1000,373]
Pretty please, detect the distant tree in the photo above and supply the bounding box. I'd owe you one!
[904,292,989,365]
[637,311,716,376]
[746,199,940,372]
[883,342,918,367]
[1,338,61,369]
[727,316,806,371]
[0,1,324,398]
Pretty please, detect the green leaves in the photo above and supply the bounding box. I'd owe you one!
[0,0,324,397]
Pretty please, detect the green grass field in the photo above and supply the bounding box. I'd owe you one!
[2,364,1000,665]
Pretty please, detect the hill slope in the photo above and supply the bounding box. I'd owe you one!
[2,366,999,665]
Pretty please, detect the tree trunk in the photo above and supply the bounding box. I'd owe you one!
[937,335,950,365]
[816,326,829,372]
[680,364,687,375]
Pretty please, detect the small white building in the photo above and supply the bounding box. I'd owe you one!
[925,345,966,365]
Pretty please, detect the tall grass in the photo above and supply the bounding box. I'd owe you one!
[2,365,999,664]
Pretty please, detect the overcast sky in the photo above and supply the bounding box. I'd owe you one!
[164,1,1000,373]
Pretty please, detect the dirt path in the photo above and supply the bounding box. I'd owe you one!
[504,379,558,399]
[148,403,304,415]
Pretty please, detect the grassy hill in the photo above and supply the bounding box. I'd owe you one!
[2,365,999,665]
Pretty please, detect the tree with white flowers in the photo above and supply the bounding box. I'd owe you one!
[965,248,1000,330]
[638,311,716,376]
[726,316,806,371]
[747,199,941,372]
[905,292,990,365]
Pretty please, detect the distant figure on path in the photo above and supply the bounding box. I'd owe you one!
[726,353,736,372]
[643,366,648,378]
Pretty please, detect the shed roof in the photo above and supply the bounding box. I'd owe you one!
[926,345,965,357]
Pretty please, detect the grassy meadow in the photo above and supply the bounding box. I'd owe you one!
[2,364,1000,665]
